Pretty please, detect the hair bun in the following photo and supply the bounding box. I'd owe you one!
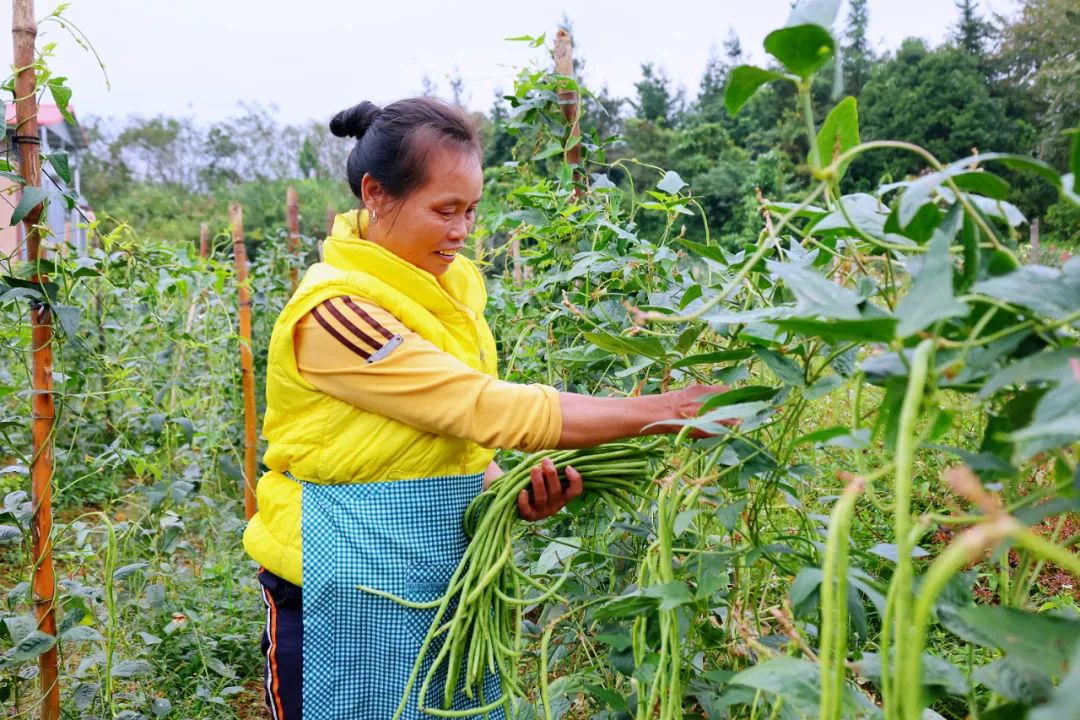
[330,101,381,140]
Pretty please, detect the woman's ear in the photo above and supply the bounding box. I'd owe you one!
[360,173,386,217]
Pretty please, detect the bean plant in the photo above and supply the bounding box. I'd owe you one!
[477,4,1080,720]
[1,2,1078,719]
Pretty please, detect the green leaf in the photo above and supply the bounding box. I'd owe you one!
[972,657,1052,705]
[731,656,859,717]
[0,630,56,667]
[972,259,1080,322]
[763,24,835,80]
[895,226,969,337]
[10,186,49,225]
[582,331,665,359]
[772,316,897,343]
[61,625,103,643]
[3,616,36,645]
[671,349,754,369]
[952,171,1010,199]
[756,348,805,387]
[656,170,686,195]
[72,682,99,711]
[1029,643,1080,720]
[47,151,72,185]
[0,170,26,185]
[950,606,1080,677]
[642,581,694,610]
[794,426,869,449]
[767,260,863,320]
[111,659,153,677]
[1008,402,1080,454]
[593,591,657,621]
[113,562,149,580]
[47,81,74,125]
[853,652,967,696]
[815,96,859,177]
[699,385,779,412]
[786,0,843,27]
[804,373,844,400]
[533,140,563,161]
[725,65,788,116]
[979,348,1080,399]
[673,509,703,538]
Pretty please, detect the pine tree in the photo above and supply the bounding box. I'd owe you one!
[953,0,995,56]
[633,63,682,128]
[844,0,872,95]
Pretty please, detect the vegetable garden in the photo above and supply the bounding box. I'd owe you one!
[2,1,1079,719]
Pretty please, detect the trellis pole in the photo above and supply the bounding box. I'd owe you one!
[554,27,583,193]
[12,1,60,717]
[229,204,257,519]
[287,186,301,292]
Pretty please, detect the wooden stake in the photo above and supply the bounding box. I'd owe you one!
[286,186,300,292]
[1030,218,1040,264]
[554,28,583,193]
[13,2,60,717]
[199,222,209,259]
[322,204,335,261]
[230,204,257,520]
[511,229,522,287]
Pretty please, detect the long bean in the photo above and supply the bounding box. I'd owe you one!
[359,440,664,719]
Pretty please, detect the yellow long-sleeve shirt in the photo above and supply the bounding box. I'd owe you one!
[294,295,563,453]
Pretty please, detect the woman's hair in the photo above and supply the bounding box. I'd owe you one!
[330,97,482,201]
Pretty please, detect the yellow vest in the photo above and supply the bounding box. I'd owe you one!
[242,210,498,585]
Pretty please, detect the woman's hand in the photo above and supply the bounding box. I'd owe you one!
[652,384,736,438]
[517,457,583,521]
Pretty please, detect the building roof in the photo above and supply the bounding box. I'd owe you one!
[5,103,88,150]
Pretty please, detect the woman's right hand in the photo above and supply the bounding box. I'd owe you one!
[651,384,736,438]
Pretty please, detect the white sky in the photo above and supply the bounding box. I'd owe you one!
[3,0,1020,125]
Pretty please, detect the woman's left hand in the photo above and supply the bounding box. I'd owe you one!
[517,457,583,521]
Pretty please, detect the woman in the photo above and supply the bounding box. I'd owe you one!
[243,97,725,719]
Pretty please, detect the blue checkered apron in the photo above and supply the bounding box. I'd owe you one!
[299,471,505,720]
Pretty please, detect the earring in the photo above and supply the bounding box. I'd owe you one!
[370,209,377,223]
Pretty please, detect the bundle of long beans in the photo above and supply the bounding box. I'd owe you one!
[359,440,664,719]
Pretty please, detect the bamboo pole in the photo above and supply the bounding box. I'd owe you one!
[230,204,257,520]
[12,2,60,717]
[554,28,583,193]
[1030,218,1040,264]
[286,186,300,292]
[322,204,335,261]
[199,222,209,259]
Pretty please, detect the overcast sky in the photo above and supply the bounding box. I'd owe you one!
[3,0,1019,125]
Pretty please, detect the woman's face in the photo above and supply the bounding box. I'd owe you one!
[362,145,483,278]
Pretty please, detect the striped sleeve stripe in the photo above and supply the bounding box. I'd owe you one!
[342,297,396,341]
[322,298,385,351]
[310,305,371,359]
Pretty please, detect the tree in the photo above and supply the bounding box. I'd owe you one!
[697,28,742,119]
[854,39,1028,187]
[483,90,516,167]
[631,63,683,128]
[952,0,996,57]
[996,0,1080,167]
[448,67,466,108]
[843,0,873,95]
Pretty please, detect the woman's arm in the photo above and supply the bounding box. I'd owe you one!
[555,384,726,448]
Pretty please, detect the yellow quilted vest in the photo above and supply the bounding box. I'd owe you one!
[242,210,498,585]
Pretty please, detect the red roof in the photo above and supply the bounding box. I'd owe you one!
[5,103,71,127]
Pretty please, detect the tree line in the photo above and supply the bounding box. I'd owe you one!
[83,0,1078,251]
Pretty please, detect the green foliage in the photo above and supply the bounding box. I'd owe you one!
[852,40,1029,188]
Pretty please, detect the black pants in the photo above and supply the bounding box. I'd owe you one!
[258,568,304,719]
